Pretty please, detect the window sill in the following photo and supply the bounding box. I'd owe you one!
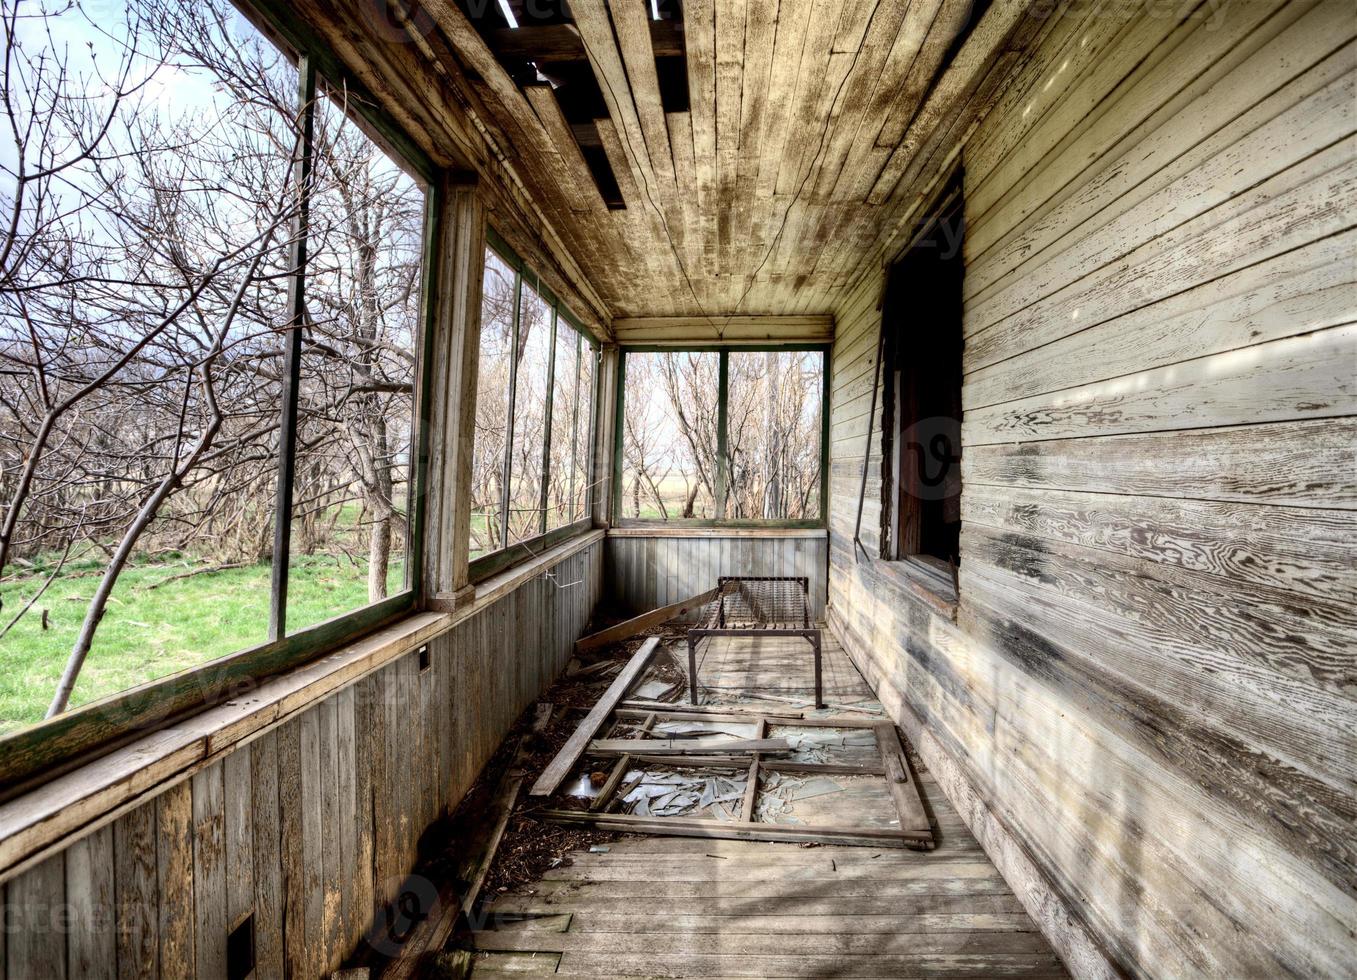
[465,528,605,608]
[467,519,595,584]
[0,609,451,885]
[607,526,827,539]
[881,556,959,622]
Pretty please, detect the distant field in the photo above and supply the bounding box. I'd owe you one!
[0,555,404,735]
[620,471,714,519]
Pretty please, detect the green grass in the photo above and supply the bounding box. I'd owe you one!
[0,555,405,735]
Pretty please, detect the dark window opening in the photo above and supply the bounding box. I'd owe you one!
[227,914,256,980]
[880,174,965,582]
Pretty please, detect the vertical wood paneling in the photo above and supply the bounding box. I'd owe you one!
[0,538,603,980]
[6,855,65,980]
[825,5,1356,977]
[604,533,829,619]
[113,801,157,979]
[64,825,114,980]
[156,779,195,977]
[275,717,306,978]
[222,749,253,942]
[249,730,284,980]
[191,764,227,979]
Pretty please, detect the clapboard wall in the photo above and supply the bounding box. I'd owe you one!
[0,539,602,979]
[827,1,1356,977]
[604,531,828,621]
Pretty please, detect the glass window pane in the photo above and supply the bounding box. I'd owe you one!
[471,248,515,558]
[727,351,824,520]
[546,328,580,531]
[621,352,719,520]
[573,342,596,522]
[507,284,552,544]
[286,85,423,633]
[0,4,296,730]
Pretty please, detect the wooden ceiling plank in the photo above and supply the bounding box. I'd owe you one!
[755,0,815,201]
[414,0,616,328]
[613,314,833,345]
[595,116,643,206]
[808,0,915,204]
[832,0,951,203]
[287,0,476,168]
[489,23,585,62]
[765,48,853,283]
[594,116,687,311]
[715,0,748,275]
[610,0,681,197]
[524,84,609,212]
[838,3,1042,292]
[773,3,844,199]
[684,0,720,277]
[571,2,669,206]
[667,110,700,273]
[732,0,780,269]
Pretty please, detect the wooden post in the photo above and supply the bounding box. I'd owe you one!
[421,172,484,609]
[593,344,620,528]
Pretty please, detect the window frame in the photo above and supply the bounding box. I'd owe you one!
[878,174,964,606]
[467,227,600,583]
[612,344,831,529]
[0,7,443,795]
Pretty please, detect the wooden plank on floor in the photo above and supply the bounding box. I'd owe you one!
[575,588,718,653]
[538,810,927,847]
[876,721,933,838]
[491,892,1026,916]
[474,929,1052,955]
[557,950,1064,977]
[497,876,1014,900]
[530,637,662,796]
[538,859,999,882]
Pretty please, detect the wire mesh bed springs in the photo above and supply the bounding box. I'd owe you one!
[686,576,824,709]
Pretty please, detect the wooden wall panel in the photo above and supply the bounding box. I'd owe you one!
[603,532,829,620]
[825,2,1357,977]
[0,539,602,979]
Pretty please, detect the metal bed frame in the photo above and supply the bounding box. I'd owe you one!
[686,576,824,709]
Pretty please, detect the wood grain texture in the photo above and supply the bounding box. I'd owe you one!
[0,540,603,980]
[825,3,1357,976]
[605,533,828,620]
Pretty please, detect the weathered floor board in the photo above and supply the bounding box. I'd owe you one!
[471,633,1065,978]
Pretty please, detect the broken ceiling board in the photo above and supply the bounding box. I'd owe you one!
[522,84,607,213]
[612,315,833,345]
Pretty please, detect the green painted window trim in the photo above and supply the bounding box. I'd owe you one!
[470,229,600,585]
[0,7,442,796]
[612,344,832,529]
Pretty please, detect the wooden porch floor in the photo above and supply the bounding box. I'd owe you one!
[467,630,1067,978]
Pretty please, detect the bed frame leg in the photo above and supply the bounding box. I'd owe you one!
[812,634,824,709]
[688,636,699,705]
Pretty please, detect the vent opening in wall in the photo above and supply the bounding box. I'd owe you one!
[227,912,256,980]
[418,644,431,672]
